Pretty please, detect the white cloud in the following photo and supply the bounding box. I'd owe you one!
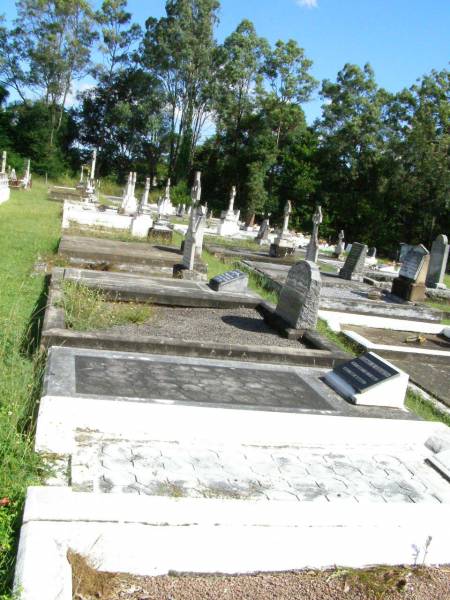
[296,0,318,8]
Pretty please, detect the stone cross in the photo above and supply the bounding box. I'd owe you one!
[282,200,292,234]
[90,150,97,181]
[228,186,236,213]
[1,151,6,174]
[306,205,323,263]
[165,178,171,201]
[25,159,30,179]
[336,230,345,254]
[275,260,322,329]
[191,172,202,206]
[141,177,150,207]
[182,211,204,270]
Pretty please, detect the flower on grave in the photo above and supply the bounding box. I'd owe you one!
[0,497,10,507]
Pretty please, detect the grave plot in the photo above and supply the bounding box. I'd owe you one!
[244,260,443,323]
[41,267,348,367]
[342,324,450,407]
[14,346,450,599]
[58,234,206,277]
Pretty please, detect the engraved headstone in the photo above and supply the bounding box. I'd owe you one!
[339,242,368,281]
[426,234,449,289]
[324,352,408,409]
[256,218,270,245]
[209,270,248,292]
[305,205,323,263]
[275,260,321,330]
[392,244,430,301]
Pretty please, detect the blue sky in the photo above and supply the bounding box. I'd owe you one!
[2,0,449,123]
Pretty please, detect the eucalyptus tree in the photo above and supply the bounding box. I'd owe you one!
[0,0,97,147]
[141,0,220,179]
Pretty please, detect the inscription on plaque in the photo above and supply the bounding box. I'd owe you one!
[399,245,428,282]
[333,353,397,393]
[209,270,248,292]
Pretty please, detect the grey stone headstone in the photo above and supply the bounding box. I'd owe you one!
[182,235,196,270]
[275,260,321,330]
[399,243,414,263]
[426,234,449,289]
[399,244,429,282]
[339,242,368,281]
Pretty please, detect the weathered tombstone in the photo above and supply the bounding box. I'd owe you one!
[256,218,270,245]
[173,207,207,280]
[217,186,240,236]
[141,177,150,209]
[209,270,248,292]
[121,172,138,215]
[398,243,414,263]
[275,260,321,330]
[305,205,323,263]
[392,244,430,301]
[324,352,408,409]
[339,242,368,281]
[269,200,295,258]
[333,230,345,259]
[426,234,449,289]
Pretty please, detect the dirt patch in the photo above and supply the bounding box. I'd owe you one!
[69,558,450,600]
[345,325,450,351]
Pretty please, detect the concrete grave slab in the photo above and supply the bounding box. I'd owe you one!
[14,486,450,600]
[40,347,420,424]
[59,235,204,277]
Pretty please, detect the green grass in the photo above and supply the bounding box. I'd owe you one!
[405,391,450,427]
[0,178,61,596]
[425,299,450,325]
[61,282,153,332]
[204,235,262,252]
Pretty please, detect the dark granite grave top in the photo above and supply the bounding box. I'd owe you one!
[44,347,419,419]
[333,353,398,393]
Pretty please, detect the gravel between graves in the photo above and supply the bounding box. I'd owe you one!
[108,306,307,348]
[74,566,450,600]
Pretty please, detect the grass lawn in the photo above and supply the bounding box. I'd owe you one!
[0,178,61,595]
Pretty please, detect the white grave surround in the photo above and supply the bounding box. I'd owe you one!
[0,172,10,204]
[14,388,450,600]
[318,310,445,335]
[217,211,241,236]
[324,352,408,410]
[62,201,153,239]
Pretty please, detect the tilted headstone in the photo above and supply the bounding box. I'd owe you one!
[275,260,321,330]
[324,352,408,409]
[426,234,449,289]
[392,244,430,301]
[399,243,414,263]
[256,219,270,245]
[305,205,323,263]
[339,242,367,281]
[209,270,248,292]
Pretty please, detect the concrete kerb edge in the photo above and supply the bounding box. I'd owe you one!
[41,271,347,367]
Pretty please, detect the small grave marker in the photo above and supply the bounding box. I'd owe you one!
[324,352,408,409]
[426,234,449,289]
[209,270,248,292]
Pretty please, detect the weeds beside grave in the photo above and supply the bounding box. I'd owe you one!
[0,178,61,596]
[61,282,153,332]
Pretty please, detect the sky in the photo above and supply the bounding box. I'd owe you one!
[1,0,449,123]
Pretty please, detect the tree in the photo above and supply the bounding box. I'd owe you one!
[141,0,220,180]
[1,0,97,147]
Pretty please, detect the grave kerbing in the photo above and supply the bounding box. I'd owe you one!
[275,260,321,329]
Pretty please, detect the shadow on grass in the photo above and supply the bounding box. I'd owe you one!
[20,274,51,358]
